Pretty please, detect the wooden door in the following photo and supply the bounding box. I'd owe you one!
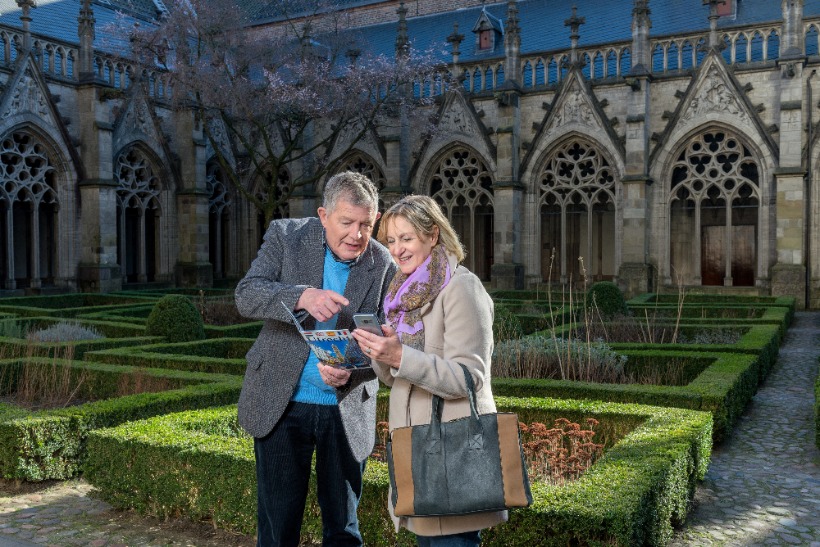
[701,226,724,285]
[701,225,755,286]
[731,225,755,286]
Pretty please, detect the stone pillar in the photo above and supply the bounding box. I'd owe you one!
[174,111,212,287]
[490,182,524,289]
[76,79,121,292]
[772,1,808,306]
[286,154,319,219]
[489,0,524,289]
[617,0,653,297]
[380,135,404,210]
[491,100,524,289]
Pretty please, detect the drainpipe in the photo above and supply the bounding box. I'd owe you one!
[805,69,816,309]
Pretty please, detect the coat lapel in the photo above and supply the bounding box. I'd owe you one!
[299,220,325,290]
[341,245,378,323]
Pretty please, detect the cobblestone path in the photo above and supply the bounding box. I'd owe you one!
[669,311,820,546]
[0,313,818,546]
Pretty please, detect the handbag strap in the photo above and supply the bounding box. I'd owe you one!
[429,364,483,442]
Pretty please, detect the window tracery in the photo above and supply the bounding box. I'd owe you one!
[115,147,160,211]
[669,130,759,207]
[429,147,494,280]
[337,153,386,189]
[539,140,615,207]
[207,160,232,216]
[0,131,57,207]
[538,138,616,283]
[430,147,494,211]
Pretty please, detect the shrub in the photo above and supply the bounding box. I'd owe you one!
[587,281,628,320]
[27,322,104,342]
[493,303,523,342]
[145,295,205,343]
[493,335,627,382]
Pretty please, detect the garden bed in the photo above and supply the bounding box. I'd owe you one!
[491,349,758,442]
[84,338,253,375]
[0,357,241,481]
[0,294,158,318]
[85,397,712,546]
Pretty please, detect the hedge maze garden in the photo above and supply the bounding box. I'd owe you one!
[0,284,808,546]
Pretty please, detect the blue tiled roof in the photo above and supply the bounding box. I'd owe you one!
[341,0,820,65]
[0,0,818,63]
[0,0,143,55]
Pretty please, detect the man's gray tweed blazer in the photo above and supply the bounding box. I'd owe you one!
[235,217,396,462]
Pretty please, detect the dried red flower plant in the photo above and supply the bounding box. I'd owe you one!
[519,417,603,485]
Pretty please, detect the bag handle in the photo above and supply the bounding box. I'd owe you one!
[428,364,484,451]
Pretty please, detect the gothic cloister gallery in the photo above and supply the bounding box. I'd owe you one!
[0,0,819,306]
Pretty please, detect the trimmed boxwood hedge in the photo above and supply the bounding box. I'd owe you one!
[0,332,163,360]
[492,350,758,442]
[549,322,782,386]
[608,324,782,385]
[79,304,263,338]
[0,294,158,318]
[84,338,254,375]
[0,358,241,481]
[628,293,796,306]
[0,316,151,338]
[85,397,712,546]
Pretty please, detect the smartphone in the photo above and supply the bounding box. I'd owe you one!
[353,313,383,336]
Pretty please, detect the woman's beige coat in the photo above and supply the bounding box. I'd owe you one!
[372,252,507,537]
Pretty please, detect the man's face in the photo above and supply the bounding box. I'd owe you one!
[318,199,380,261]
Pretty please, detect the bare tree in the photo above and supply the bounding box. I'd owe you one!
[124,0,442,223]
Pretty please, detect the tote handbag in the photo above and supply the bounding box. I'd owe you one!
[386,364,533,517]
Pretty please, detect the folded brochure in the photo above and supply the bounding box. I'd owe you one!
[281,302,371,369]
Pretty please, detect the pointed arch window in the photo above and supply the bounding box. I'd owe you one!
[336,152,387,230]
[115,146,161,283]
[429,147,494,281]
[538,139,616,284]
[255,168,290,247]
[668,129,760,286]
[337,152,386,192]
[207,160,233,280]
[0,130,58,289]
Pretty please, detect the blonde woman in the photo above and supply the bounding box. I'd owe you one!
[352,195,504,546]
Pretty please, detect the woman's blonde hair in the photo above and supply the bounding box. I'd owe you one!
[377,195,465,263]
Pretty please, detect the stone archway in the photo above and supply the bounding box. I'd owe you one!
[0,130,59,290]
[667,129,760,286]
[427,146,494,281]
[206,159,233,280]
[114,145,161,284]
[537,138,617,284]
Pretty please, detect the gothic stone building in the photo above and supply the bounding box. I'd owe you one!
[1,0,820,308]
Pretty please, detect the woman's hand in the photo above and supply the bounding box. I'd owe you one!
[317,362,351,388]
[353,324,403,369]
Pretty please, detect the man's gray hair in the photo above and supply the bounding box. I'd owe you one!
[323,171,379,213]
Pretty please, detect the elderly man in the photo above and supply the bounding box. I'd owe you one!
[235,171,396,546]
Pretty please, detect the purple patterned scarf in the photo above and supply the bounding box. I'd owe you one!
[383,244,452,351]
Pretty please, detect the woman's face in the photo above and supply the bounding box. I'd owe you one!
[385,216,439,276]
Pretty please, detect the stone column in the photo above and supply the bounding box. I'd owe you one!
[490,0,524,289]
[379,135,404,210]
[3,210,14,290]
[771,0,808,306]
[174,111,212,287]
[617,0,653,297]
[492,108,524,289]
[76,81,121,292]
